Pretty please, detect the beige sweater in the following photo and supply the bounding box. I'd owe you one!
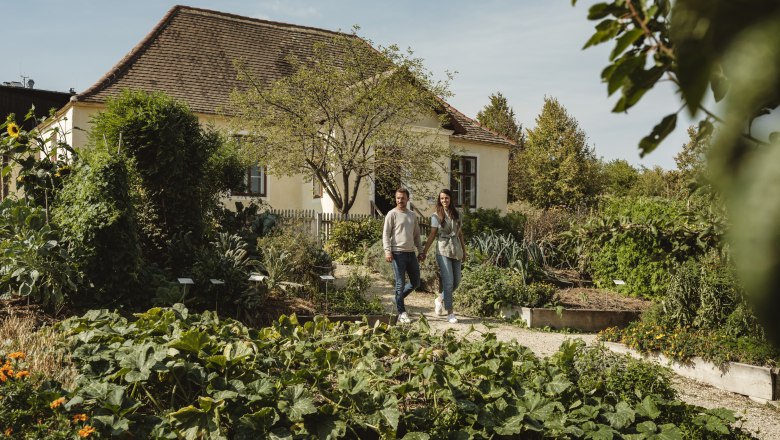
[382,208,422,255]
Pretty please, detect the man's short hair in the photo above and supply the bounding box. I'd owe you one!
[395,187,410,198]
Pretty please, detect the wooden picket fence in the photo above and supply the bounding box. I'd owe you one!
[267,208,430,243]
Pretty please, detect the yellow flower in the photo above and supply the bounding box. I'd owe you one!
[7,351,25,360]
[6,122,20,138]
[15,370,29,379]
[78,425,96,437]
[50,397,66,409]
[655,334,665,339]
[4,427,12,435]
[72,413,89,422]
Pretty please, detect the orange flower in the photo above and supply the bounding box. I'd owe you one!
[78,425,96,437]
[50,397,66,409]
[0,372,7,382]
[72,413,88,422]
[7,352,25,360]
[15,370,29,379]
[4,427,12,435]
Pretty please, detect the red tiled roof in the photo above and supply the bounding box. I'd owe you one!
[75,5,513,147]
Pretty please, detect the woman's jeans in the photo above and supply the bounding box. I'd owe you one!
[436,254,462,312]
[391,252,420,314]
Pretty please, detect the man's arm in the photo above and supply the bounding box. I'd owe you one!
[382,212,393,262]
[413,214,423,254]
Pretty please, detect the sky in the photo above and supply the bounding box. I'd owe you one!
[3,0,698,169]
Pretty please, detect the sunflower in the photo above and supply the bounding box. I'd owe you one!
[6,122,20,138]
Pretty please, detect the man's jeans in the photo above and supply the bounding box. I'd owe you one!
[436,254,462,312]
[391,252,420,314]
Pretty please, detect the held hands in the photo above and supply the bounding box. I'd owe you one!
[417,251,427,262]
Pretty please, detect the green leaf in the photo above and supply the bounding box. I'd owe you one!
[401,433,430,440]
[603,402,635,429]
[657,423,683,440]
[610,28,645,61]
[635,396,661,419]
[169,329,212,354]
[235,408,278,440]
[639,114,677,156]
[279,384,317,422]
[544,374,572,396]
[584,20,621,49]
[636,420,657,434]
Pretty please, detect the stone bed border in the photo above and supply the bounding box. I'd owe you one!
[604,342,779,403]
[500,306,642,332]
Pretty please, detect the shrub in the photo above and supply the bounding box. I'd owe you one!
[461,207,525,241]
[190,233,259,310]
[317,270,383,315]
[456,265,557,317]
[571,196,714,298]
[53,150,142,304]
[0,200,81,308]
[257,225,332,288]
[324,217,382,264]
[553,340,676,406]
[469,231,558,283]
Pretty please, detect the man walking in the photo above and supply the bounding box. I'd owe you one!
[383,188,423,324]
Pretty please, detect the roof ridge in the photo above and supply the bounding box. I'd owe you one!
[442,99,517,146]
[76,4,355,102]
[178,5,352,38]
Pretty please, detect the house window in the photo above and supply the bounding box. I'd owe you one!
[236,164,267,197]
[450,156,477,208]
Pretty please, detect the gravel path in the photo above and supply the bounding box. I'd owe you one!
[336,264,780,439]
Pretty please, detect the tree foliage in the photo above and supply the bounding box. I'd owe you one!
[517,97,600,209]
[88,90,244,251]
[476,92,526,202]
[574,0,780,342]
[600,159,639,197]
[53,150,141,303]
[230,29,452,214]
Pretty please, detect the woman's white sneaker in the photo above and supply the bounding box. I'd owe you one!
[434,296,444,316]
[447,314,458,324]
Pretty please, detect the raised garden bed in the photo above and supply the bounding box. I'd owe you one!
[501,288,649,332]
[605,342,779,403]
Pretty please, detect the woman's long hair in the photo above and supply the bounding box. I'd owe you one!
[435,189,460,226]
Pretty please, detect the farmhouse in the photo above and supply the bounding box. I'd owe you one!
[43,5,513,215]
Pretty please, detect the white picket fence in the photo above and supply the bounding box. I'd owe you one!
[267,209,430,242]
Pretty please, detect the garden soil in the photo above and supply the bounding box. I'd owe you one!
[335,264,780,439]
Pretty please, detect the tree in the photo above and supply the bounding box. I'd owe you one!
[519,97,600,209]
[600,159,639,197]
[230,29,452,214]
[574,0,780,342]
[88,90,244,259]
[476,92,526,202]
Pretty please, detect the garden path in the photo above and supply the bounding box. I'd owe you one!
[334,264,780,439]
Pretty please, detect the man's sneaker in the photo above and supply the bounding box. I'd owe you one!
[398,312,411,324]
[434,296,443,316]
[447,314,458,324]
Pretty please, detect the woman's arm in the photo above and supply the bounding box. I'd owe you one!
[458,229,468,261]
[420,227,438,260]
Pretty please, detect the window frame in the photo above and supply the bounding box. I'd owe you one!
[450,155,477,209]
[234,164,268,197]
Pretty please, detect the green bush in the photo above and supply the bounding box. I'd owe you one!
[324,218,382,264]
[456,265,557,317]
[189,233,259,310]
[554,340,676,406]
[0,200,81,308]
[53,151,142,304]
[318,270,383,315]
[572,196,715,298]
[461,207,526,241]
[257,225,332,288]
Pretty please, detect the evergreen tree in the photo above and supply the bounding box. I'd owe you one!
[476,92,525,202]
[520,97,599,209]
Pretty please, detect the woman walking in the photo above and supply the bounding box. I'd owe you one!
[420,189,467,323]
